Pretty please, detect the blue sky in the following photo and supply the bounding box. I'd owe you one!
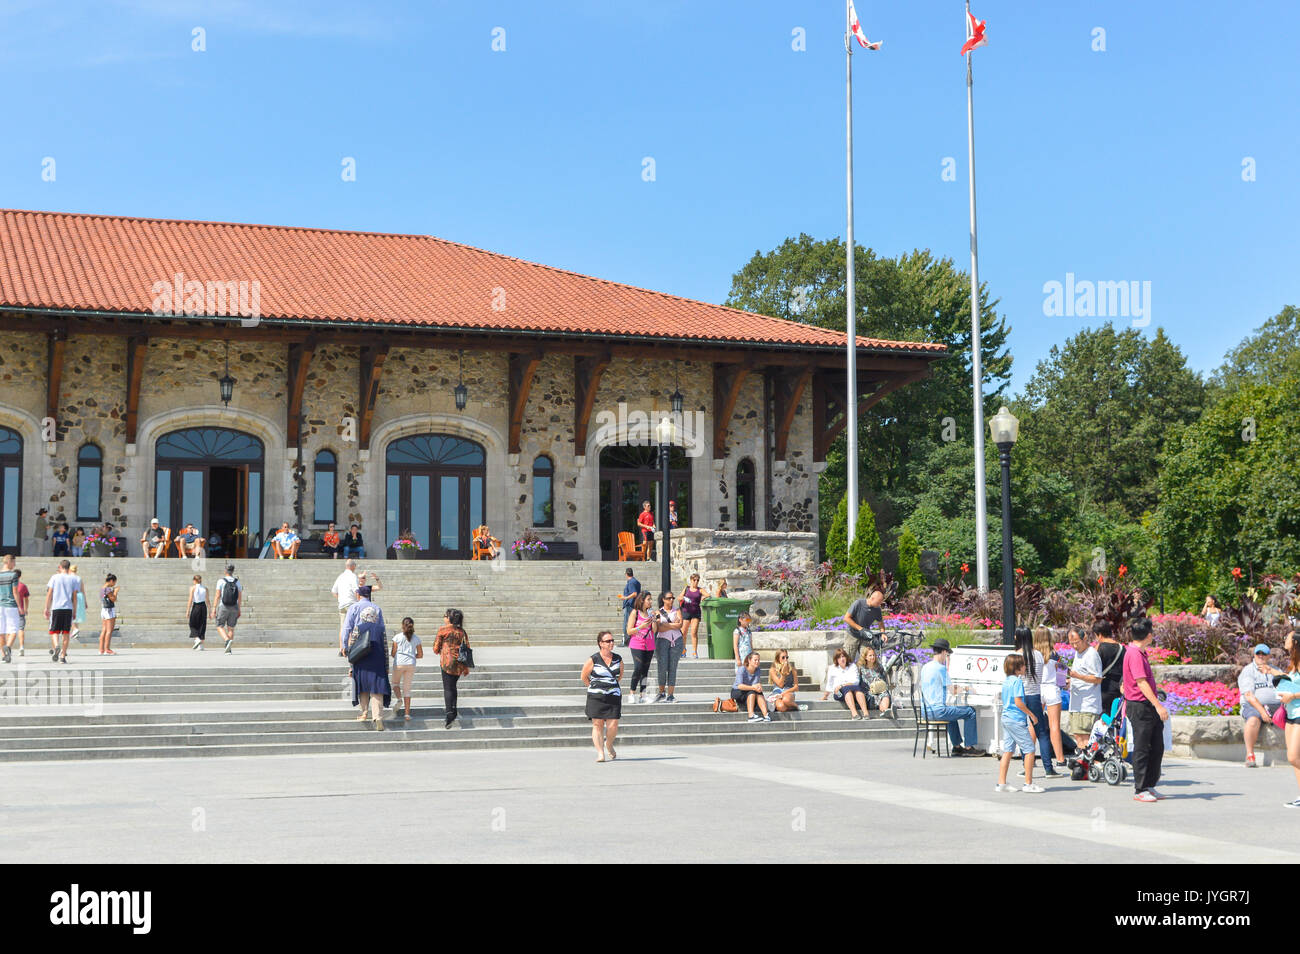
[1,0,1295,392]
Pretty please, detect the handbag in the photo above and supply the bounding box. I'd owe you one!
[346,627,372,664]
[455,632,474,670]
[1272,703,1287,730]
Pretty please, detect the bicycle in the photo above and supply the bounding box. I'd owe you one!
[880,629,925,703]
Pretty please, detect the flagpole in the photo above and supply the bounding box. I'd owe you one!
[965,0,989,592]
[844,0,859,551]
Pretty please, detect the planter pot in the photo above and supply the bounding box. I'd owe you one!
[516,550,537,560]
[394,548,420,560]
[90,542,112,557]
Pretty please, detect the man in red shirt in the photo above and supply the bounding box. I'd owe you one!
[636,501,656,559]
[1124,618,1170,802]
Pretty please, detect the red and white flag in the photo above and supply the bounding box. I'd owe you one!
[848,1,882,50]
[960,9,988,55]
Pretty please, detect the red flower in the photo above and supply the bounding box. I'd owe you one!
[1014,567,1024,577]
[1097,575,1105,587]
[1118,565,1128,577]
[960,563,970,574]
[1232,567,1243,579]
[944,550,950,559]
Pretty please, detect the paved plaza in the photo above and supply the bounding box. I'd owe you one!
[3,738,1297,864]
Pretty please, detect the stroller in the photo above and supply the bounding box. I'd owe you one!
[1068,697,1130,785]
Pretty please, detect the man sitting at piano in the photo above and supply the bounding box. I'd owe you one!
[919,637,984,756]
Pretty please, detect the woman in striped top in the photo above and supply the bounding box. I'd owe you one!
[581,631,623,762]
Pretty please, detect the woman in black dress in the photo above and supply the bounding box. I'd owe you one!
[581,631,623,762]
[187,574,208,649]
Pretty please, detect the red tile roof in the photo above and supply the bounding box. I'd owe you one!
[0,209,945,355]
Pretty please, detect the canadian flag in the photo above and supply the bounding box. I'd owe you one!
[960,9,988,55]
[848,1,882,50]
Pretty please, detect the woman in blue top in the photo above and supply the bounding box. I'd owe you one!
[69,563,86,640]
[995,653,1043,793]
[345,585,391,731]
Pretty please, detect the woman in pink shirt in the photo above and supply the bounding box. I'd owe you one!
[1123,618,1169,802]
[624,591,656,705]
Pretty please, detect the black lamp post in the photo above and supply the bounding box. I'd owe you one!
[989,406,1020,645]
[218,342,236,407]
[657,416,675,596]
[454,350,468,411]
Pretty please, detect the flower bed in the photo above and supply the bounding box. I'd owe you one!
[1158,680,1240,717]
[755,612,996,632]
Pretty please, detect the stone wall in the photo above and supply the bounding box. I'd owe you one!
[0,333,824,557]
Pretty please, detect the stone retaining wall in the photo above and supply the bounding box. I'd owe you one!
[1171,715,1286,763]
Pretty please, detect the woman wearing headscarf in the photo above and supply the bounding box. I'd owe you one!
[344,584,390,731]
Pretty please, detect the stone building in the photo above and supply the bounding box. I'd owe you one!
[0,209,944,559]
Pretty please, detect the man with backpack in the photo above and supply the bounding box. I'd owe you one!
[212,563,243,654]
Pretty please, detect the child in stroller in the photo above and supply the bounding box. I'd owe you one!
[1068,697,1130,785]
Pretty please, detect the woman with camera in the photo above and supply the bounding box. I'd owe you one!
[652,590,684,703]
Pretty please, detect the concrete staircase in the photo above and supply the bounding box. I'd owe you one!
[0,660,913,761]
[12,557,654,646]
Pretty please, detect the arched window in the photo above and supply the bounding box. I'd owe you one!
[76,444,102,522]
[313,449,336,524]
[736,458,756,530]
[533,455,554,527]
[0,426,22,549]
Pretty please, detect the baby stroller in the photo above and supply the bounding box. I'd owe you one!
[1068,698,1130,785]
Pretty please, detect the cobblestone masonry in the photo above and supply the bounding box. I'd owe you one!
[0,334,820,556]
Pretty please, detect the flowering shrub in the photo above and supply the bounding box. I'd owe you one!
[510,539,549,555]
[84,532,118,547]
[754,612,998,632]
[392,537,421,550]
[1158,680,1239,716]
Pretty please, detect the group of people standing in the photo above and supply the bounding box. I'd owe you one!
[0,556,119,662]
[619,570,714,703]
[329,559,470,730]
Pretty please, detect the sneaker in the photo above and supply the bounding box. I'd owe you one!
[747,715,763,724]
[17,648,22,657]
[373,719,385,731]
[994,783,1019,793]
[51,648,59,660]
[1133,791,1158,803]
[1147,789,1165,800]
[1245,754,1257,768]
[762,715,771,723]
[1,646,9,663]
[224,642,233,655]
[664,695,676,703]
[60,656,68,664]
[797,703,809,711]
[653,693,666,703]
[1022,784,1044,793]
[1284,798,1300,809]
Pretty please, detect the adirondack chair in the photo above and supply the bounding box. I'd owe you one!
[617,531,648,561]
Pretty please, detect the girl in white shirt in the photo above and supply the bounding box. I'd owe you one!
[1035,628,1066,766]
[188,575,209,649]
[821,649,869,720]
[390,617,423,721]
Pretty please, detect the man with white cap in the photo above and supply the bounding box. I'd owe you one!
[1239,643,1284,768]
[140,518,171,559]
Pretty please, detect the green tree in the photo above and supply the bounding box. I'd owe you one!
[1017,324,1204,520]
[896,527,921,593]
[824,494,849,567]
[845,499,882,578]
[1156,372,1300,593]
[724,237,1012,528]
[1212,305,1300,394]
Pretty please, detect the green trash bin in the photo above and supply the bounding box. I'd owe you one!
[702,597,753,660]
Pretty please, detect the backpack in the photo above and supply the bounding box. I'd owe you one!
[220,577,239,607]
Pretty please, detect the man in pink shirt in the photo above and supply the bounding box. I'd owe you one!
[1124,618,1170,802]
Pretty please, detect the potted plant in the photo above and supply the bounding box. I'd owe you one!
[392,534,421,560]
[86,531,116,557]
[511,529,549,561]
